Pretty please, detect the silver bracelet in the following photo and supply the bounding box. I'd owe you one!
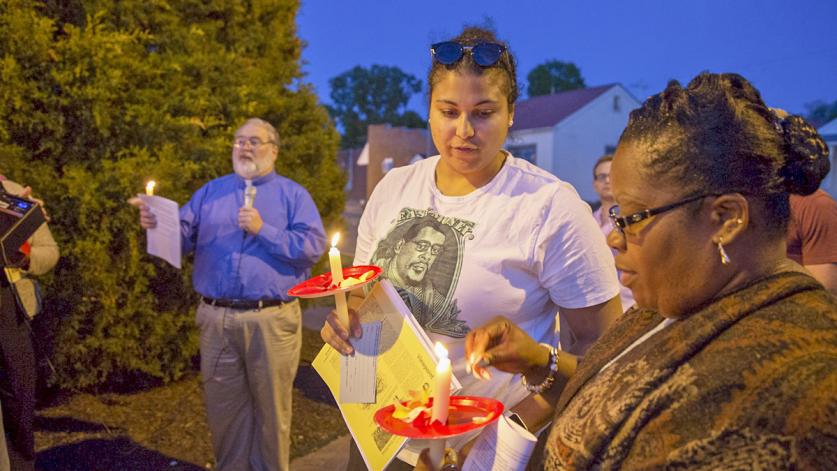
[521,343,558,394]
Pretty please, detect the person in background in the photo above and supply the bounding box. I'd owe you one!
[591,154,635,311]
[130,118,327,471]
[0,174,59,471]
[322,26,621,469]
[427,72,837,470]
[787,190,837,294]
[771,107,837,294]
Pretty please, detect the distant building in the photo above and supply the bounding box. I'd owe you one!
[505,84,641,202]
[337,146,368,201]
[341,124,436,201]
[819,117,837,198]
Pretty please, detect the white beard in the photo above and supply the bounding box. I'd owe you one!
[233,159,261,179]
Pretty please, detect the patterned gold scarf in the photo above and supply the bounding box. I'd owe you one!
[534,272,837,470]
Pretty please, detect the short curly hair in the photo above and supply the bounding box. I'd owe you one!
[618,72,829,235]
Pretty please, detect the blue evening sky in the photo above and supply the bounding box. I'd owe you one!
[297,0,837,117]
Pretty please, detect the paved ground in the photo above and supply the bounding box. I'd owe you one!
[288,298,351,470]
[289,433,351,470]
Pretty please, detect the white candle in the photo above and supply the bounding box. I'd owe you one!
[329,233,344,285]
[429,342,451,467]
[431,342,451,424]
[329,233,349,327]
[145,180,156,196]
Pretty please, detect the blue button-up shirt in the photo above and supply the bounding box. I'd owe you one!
[180,171,326,301]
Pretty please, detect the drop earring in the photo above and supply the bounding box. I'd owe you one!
[508,119,514,127]
[717,237,731,265]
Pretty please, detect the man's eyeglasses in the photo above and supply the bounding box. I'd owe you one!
[430,41,506,67]
[594,173,610,183]
[411,240,444,256]
[609,193,713,236]
[233,137,275,149]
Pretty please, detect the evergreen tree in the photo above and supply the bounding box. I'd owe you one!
[0,0,342,388]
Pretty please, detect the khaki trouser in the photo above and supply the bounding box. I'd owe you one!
[197,299,301,471]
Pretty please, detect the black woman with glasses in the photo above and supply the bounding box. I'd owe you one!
[453,72,836,470]
[320,26,623,470]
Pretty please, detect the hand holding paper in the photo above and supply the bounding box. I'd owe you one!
[340,321,382,403]
[128,194,181,269]
[321,306,362,355]
[128,198,158,229]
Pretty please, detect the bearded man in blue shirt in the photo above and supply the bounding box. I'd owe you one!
[132,118,327,470]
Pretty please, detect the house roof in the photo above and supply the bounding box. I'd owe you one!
[819,117,837,139]
[511,84,618,131]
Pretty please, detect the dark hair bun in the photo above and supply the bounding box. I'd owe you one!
[779,115,830,196]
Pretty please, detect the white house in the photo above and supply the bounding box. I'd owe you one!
[505,84,640,202]
[818,117,837,198]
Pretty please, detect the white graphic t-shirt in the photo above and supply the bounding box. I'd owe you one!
[355,153,620,451]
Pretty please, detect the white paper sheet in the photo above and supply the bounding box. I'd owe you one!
[462,414,538,471]
[340,321,382,403]
[139,194,181,269]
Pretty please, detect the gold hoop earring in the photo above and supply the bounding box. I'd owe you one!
[717,238,731,265]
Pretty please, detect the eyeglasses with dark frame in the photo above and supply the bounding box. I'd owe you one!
[430,41,507,67]
[233,137,276,149]
[608,193,715,235]
[411,240,444,256]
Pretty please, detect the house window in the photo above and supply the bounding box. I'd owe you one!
[508,144,536,164]
[613,95,621,111]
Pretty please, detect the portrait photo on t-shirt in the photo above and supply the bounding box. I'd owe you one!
[370,208,472,337]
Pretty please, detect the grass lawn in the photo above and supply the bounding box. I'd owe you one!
[34,328,347,470]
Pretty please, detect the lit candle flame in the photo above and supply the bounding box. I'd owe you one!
[434,342,448,360]
[331,232,340,248]
[145,180,156,196]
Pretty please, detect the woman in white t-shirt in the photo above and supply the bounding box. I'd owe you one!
[321,26,622,469]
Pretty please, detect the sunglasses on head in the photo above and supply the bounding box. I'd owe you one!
[430,41,506,67]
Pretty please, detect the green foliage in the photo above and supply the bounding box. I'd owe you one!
[0,0,342,389]
[804,99,837,128]
[526,60,586,97]
[328,64,425,149]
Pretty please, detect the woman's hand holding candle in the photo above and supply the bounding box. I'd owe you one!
[321,307,362,355]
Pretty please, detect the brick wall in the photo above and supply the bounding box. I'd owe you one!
[365,124,437,199]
